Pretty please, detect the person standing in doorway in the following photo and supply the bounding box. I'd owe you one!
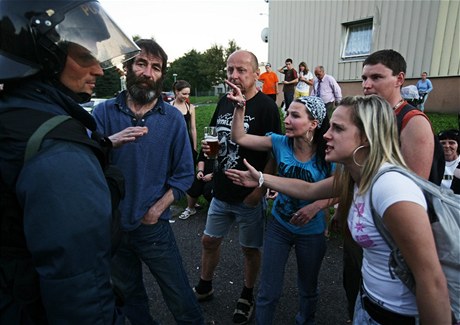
[278,58,298,111]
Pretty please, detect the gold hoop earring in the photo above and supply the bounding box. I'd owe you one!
[305,130,313,144]
[352,145,368,167]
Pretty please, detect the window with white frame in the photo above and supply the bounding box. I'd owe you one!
[342,19,373,59]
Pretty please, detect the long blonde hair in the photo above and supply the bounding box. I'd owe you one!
[334,95,407,221]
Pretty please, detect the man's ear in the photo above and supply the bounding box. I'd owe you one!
[396,71,405,87]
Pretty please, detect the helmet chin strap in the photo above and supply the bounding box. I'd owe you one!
[51,78,91,104]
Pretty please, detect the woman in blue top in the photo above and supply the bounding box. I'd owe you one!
[415,72,433,112]
[227,80,334,324]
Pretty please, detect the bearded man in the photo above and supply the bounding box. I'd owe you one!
[93,39,203,325]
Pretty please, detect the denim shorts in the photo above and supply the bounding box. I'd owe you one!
[204,197,265,248]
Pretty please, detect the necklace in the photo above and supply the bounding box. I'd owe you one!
[393,99,405,111]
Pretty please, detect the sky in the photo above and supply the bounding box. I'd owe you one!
[99,0,270,63]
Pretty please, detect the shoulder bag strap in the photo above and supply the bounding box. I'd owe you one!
[24,115,72,163]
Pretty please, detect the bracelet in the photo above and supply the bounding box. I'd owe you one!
[235,95,246,109]
[258,171,264,188]
[197,169,204,174]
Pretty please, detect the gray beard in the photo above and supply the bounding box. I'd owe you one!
[127,85,156,105]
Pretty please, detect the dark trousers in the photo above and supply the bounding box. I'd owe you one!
[325,101,336,118]
[284,91,294,111]
[343,233,363,320]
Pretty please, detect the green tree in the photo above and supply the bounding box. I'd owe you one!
[164,49,205,93]
[225,39,240,60]
[164,40,240,93]
[94,67,122,98]
[200,44,226,86]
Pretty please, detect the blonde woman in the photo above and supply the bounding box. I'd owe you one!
[225,95,451,325]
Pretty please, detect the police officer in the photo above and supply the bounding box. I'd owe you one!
[0,1,139,323]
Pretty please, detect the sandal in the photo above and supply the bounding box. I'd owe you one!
[179,207,196,220]
[232,298,254,324]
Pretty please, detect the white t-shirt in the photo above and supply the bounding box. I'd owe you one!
[299,70,313,83]
[442,156,460,189]
[348,164,427,315]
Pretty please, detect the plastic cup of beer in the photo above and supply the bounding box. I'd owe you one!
[204,126,219,159]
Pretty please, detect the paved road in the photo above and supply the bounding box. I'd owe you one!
[142,205,349,325]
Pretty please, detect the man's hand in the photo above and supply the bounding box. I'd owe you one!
[109,126,148,148]
[141,204,161,225]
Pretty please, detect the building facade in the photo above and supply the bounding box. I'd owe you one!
[266,0,459,113]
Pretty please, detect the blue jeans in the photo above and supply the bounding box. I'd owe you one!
[417,93,429,112]
[256,219,326,325]
[111,220,204,325]
[205,198,265,248]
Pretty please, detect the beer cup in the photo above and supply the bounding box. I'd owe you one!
[204,127,219,159]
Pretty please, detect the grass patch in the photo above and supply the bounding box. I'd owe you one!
[426,113,458,134]
[190,95,220,106]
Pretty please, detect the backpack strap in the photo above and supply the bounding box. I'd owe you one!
[24,115,72,163]
[369,165,417,294]
[395,102,426,133]
[369,166,402,251]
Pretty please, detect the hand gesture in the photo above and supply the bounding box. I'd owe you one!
[266,188,278,200]
[289,203,321,226]
[225,80,245,104]
[225,158,259,188]
[109,126,148,148]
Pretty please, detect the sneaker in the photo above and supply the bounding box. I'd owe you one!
[179,207,196,220]
[193,287,214,302]
[232,298,254,324]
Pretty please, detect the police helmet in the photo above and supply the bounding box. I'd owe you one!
[0,0,140,81]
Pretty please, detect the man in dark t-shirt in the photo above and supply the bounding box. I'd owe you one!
[193,50,281,324]
[278,58,298,111]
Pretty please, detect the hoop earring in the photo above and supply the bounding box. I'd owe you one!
[305,130,313,144]
[352,145,367,167]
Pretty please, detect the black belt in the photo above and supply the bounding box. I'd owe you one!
[361,289,416,325]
